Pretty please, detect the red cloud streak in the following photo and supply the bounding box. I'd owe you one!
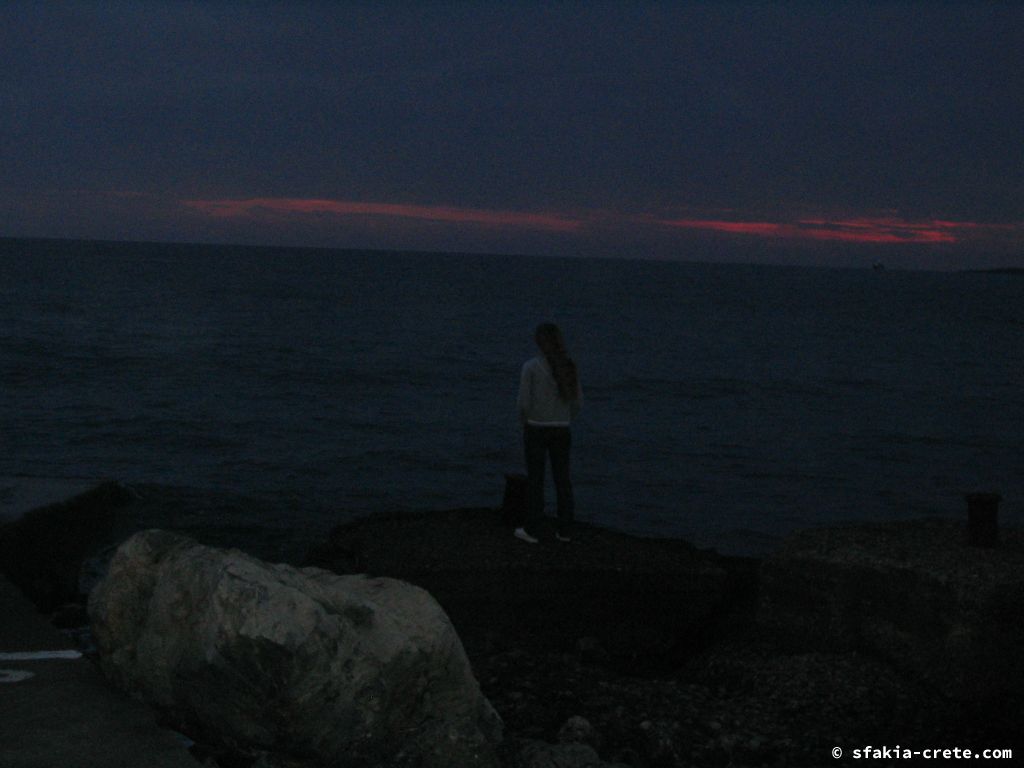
[659,216,1024,244]
[182,196,1021,247]
[184,197,582,232]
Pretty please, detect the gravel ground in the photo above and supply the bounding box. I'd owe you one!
[461,624,1012,768]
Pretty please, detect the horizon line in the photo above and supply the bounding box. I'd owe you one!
[5,233,1021,274]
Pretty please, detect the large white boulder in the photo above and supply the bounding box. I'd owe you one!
[89,530,502,767]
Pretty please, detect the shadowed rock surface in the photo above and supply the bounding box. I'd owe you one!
[759,517,1024,709]
[304,508,748,670]
[0,481,321,614]
[0,481,135,611]
[89,529,502,768]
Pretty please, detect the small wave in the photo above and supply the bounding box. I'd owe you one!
[826,377,884,391]
[852,431,1017,452]
[595,376,753,401]
[735,470,848,483]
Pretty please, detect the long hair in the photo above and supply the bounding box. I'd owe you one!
[535,322,579,402]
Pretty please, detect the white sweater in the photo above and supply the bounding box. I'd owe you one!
[517,356,582,426]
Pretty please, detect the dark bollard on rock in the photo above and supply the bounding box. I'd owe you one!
[965,492,1001,547]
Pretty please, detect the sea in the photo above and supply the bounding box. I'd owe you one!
[2,237,1021,559]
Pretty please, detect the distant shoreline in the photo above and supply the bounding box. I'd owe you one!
[962,267,1024,275]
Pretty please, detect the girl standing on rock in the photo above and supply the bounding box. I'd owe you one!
[515,322,582,543]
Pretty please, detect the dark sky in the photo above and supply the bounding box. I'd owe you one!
[2,2,1022,268]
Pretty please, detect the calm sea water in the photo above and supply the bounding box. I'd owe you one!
[2,238,1022,556]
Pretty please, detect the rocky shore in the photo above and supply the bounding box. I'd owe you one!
[306,509,1022,767]
[1,483,1021,767]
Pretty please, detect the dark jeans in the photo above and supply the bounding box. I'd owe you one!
[522,424,574,532]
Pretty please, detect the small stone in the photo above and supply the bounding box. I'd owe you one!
[639,720,680,766]
[577,635,609,663]
[558,715,599,749]
[518,739,603,768]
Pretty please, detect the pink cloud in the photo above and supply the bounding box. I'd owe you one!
[660,216,974,244]
[659,219,790,238]
[180,196,1023,248]
[183,197,582,233]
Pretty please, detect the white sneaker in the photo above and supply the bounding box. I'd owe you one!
[514,527,538,544]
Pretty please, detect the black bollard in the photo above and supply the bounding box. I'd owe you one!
[965,493,1001,547]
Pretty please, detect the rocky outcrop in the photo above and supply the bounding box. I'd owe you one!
[759,518,1024,707]
[0,482,321,617]
[0,481,133,611]
[304,508,743,670]
[89,530,502,768]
